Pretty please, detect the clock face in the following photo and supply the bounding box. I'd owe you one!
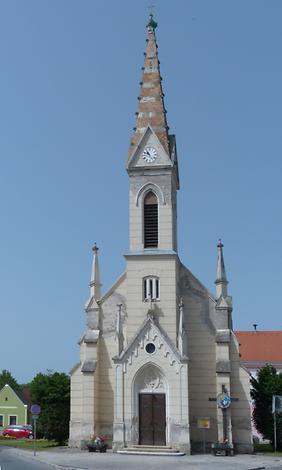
[142,146,157,163]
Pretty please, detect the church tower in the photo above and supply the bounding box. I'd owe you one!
[69,14,253,454]
[125,14,180,345]
[127,14,179,254]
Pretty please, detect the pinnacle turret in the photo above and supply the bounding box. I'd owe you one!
[215,239,228,299]
[129,14,170,157]
[90,243,102,300]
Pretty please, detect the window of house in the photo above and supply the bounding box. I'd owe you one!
[0,415,3,427]
[9,416,17,425]
[143,277,160,301]
[144,191,158,248]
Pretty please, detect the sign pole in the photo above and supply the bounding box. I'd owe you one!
[33,417,37,456]
[31,404,41,457]
[223,408,228,441]
[274,408,277,453]
[272,394,282,452]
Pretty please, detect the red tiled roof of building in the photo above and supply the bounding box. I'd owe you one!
[235,331,282,364]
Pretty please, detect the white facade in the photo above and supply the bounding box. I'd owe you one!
[69,15,253,454]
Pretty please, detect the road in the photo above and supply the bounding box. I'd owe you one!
[0,447,51,470]
[1,446,282,470]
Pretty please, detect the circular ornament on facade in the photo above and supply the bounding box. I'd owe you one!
[216,392,231,409]
[145,342,156,354]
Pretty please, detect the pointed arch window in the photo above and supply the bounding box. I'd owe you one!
[144,191,158,248]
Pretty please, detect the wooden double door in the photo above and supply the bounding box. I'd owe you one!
[139,393,166,446]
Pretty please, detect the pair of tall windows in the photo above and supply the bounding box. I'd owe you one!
[144,192,158,248]
[143,277,160,301]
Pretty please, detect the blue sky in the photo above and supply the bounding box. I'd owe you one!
[1,0,281,384]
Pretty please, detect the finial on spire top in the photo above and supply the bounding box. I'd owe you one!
[147,13,157,32]
[92,242,98,253]
[217,239,223,249]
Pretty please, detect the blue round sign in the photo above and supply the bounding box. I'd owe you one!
[216,392,231,409]
[31,404,41,415]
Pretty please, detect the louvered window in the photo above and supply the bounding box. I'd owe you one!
[144,191,158,248]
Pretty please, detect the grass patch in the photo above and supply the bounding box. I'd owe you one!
[254,443,282,455]
[0,438,60,450]
[254,443,273,452]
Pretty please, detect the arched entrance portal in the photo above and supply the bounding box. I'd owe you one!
[134,363,167,446]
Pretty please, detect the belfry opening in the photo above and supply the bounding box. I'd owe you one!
[144,191,158,248]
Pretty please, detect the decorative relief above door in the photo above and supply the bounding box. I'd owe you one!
[139,366,165,393]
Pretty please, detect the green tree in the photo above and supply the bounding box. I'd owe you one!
[30,371,70,445]
[0,369,20,391]
[251,365,282,450]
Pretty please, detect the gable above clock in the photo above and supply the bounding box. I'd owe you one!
[127,125,173,170]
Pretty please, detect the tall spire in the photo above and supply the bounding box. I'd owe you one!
[215,239,228,299]
[129,14,170,157]
[90,243,101,300]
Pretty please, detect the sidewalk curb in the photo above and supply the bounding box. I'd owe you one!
[2,447,92,470]
[247,467,266,470]
[27,456,89,470]
[14,452,89,470]
[1,448,60,470]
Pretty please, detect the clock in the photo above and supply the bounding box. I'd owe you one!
[142,146,157,163]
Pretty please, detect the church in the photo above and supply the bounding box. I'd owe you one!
[69,14,253,454]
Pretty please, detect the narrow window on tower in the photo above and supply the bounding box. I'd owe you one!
[144,191,158,248]
[143,277,160,301]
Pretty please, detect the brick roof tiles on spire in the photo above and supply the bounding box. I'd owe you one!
[129,14,170,157]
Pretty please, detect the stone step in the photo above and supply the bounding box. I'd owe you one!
[130,445,175,450]
[117,445,185,456]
